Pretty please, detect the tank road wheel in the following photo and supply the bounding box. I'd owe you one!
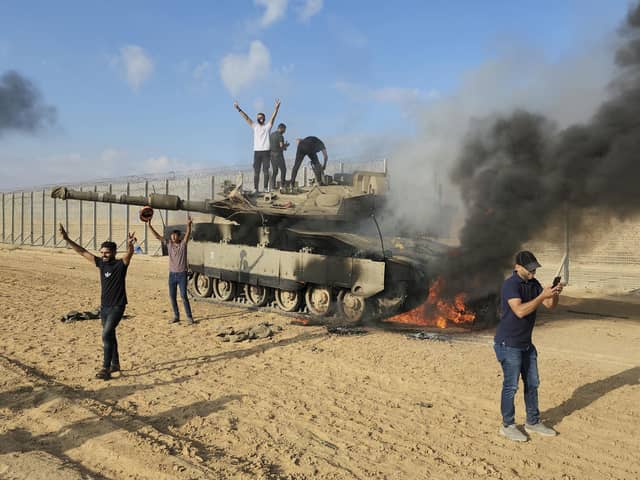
[244,284,271,307]
[213,279,237,301]
[191,272,213,298]
[337,289,370,324]
[305,285,335,317]
[275,289,302,312]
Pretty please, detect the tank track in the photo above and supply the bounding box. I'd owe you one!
[187,283,373,326]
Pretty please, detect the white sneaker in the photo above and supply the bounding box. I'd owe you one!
[525,422,557,437]
[500,424,528,442]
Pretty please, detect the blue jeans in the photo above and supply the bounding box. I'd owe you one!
[494,342,540,426]
[101,305,125,370]
[169,271,192,320]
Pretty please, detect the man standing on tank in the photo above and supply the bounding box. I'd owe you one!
[290,136,328,187]
[147,214,194,325]
[269,123,289,191]
[58,224,136,380]
[234,99,281,193]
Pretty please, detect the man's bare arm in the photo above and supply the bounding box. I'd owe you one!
[122,232,136,266]
[59,223,96,264]
[269,98,281,126]
[507,285,561,318]
[147,221,164,243]
[233,101,253,126]
[184,214,193,245]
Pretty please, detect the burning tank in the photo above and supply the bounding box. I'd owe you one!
[51,171,487,326]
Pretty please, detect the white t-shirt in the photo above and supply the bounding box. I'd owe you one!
[252,121,272,151]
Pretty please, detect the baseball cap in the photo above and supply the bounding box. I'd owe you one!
[515,250,541,272]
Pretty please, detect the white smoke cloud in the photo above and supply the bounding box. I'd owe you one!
[220,41,271,96]
[298,0,323,22]
[111,45,154,91]
[385,42,616,239]
[335,81,440,107]
[256,0,288,27]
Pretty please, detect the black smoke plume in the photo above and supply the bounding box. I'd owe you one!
[0,70,57,136]
[443,3,640,297]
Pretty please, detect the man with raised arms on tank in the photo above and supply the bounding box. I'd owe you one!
[58,224,136,380]
[233,98,281,193]
[290,136,328,187]
[146,214,195,325]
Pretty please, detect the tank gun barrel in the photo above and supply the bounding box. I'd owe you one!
[51,186,212,214]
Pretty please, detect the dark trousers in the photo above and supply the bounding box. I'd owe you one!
[494,342,540,426]
[290,148,323,186]
[169,271,193,320]
[253,150,270,191]
[101,305,125,370]
[270,151,286,190]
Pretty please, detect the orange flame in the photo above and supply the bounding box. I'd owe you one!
[385,277,475,329]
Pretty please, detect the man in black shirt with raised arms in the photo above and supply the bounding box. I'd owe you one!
[59,223,136,380]
[290,136,328,186]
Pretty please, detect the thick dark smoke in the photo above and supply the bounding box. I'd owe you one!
[0,70,57,136]
[444,3,640,298]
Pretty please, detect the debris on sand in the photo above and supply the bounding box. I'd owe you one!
[60,309,101,323]
[406,332,452,342]
[216,323,283,342]
[326,326,368,336]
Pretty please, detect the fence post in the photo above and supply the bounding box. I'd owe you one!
[64,193,69,242]
[303,167,307,187]
[79,187,83,247]
[11,193,14,244]
[41,189,45,246]
[564,204,570,285]
[340,162,344,174]
[93,185,97,250]
[125,182,130,248]
[30,191,34,245]
[108,184,113,241]
[186,177,191,201]
[20,192,24,244]
[165,179,169,229]
[144,180,149,253]
[210,175,215,199]
[1,192,4,242]
[53,194,57,246]
[383,158,388,174]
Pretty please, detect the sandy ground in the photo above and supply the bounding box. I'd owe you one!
[0,244,638,480]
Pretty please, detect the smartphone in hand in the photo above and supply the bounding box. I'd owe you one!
[552,276,561,287]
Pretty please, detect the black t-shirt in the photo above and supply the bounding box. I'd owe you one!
[94,257,128,307]
[298,136,325,154]
[494,272,542,348]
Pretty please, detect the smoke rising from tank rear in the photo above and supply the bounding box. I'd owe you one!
[0,70,57,136]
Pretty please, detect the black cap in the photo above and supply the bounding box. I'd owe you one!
[171,229,182,235]
[515,250,541,272]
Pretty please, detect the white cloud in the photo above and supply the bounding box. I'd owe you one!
[298,0,323,22]
[256,0,288,27]
[220,41,271,96]
[112,45,154,91]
